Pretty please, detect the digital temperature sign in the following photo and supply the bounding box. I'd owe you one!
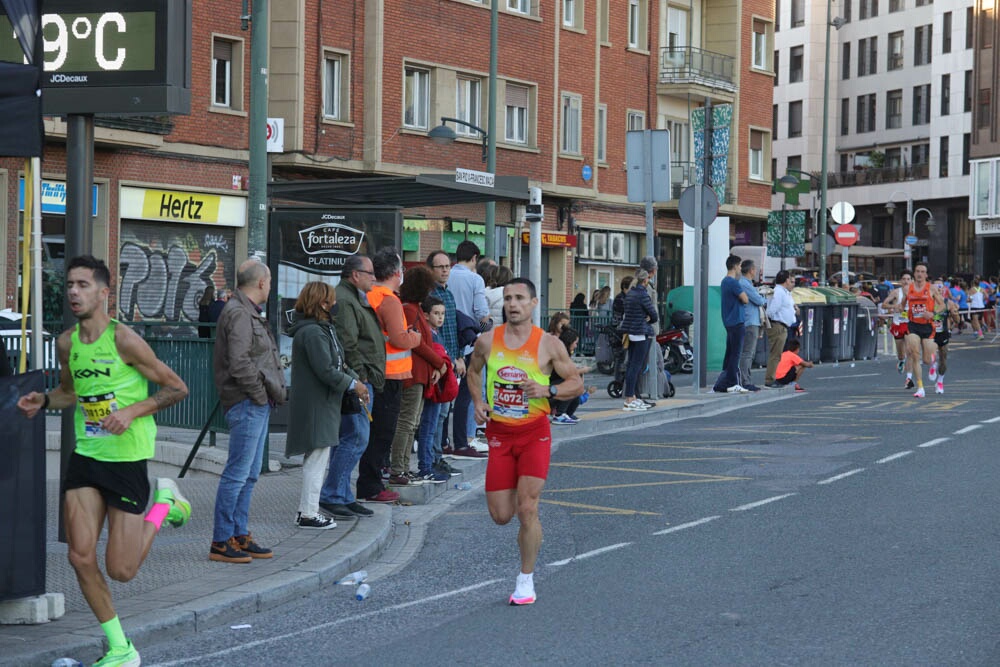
[0,0,191,115]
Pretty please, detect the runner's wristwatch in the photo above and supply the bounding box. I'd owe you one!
[549,385,558,398]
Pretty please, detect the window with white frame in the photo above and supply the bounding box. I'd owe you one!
[212,38,241,109]
[507,0,530,14]
[627,110,645,131]
[888,31,903,70]
[914,24,932,66]
[752,19,772,70]
[504,83,529,145]
[323,52,349,120]
[972,160,991,217]
[912,84,930,125]
[749,129,768,180]
[561,93,582,154]
[563,0,579,28]
[597,104,607,162]
[456,77,482,136]
[628,0,647,48]
[886,89,902,128]
[404,67,430,129]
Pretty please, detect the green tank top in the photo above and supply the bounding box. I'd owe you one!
[70,320,156,462]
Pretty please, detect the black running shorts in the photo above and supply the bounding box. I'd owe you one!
[908,322,934,340]
[63,452,150,514]
[776,367,798,385]
[934,329,950,347]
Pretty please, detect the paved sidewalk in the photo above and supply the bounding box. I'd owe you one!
[0,383,793,666]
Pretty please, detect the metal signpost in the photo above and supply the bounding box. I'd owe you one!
[830,201,855,287]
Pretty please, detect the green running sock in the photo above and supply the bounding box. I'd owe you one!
[101,615,128,650]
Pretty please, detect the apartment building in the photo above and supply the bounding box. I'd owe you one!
[772,0,974,278]
[1,0,774,322]
[969,0,1000,275]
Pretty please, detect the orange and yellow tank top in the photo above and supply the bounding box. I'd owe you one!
[486,325,551,424]
[907,282,935,323]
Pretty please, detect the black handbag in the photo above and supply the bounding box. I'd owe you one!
[341,390,362,415]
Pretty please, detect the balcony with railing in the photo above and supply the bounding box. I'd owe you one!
[659,47,736,94]
[669,161,735,204]
[827,163,930,189]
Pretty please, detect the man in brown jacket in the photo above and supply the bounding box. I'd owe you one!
[210,258,287,563]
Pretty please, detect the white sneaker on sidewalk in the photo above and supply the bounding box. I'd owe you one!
[726,384,750,393]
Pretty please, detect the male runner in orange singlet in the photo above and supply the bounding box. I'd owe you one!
[903,262,945,398]
[467,278,583,605]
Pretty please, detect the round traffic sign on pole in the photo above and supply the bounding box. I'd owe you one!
[905,234,918,246]
[830,201,856,225]
[679,184,720,229]
[835,223,860,246]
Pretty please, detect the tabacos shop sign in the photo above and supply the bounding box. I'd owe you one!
[274,207,400,277]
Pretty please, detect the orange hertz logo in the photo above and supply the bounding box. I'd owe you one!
[496,366,527,383]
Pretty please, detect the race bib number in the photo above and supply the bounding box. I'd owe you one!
[79,392,118,437]
[492,365,529,419]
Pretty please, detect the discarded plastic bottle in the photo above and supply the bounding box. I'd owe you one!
[355,583,371,601]
[454,482,472,491]
[51,659,83,667]
[337,569,368,585]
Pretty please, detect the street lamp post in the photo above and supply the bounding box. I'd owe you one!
[819,11,847,285]
[886,191,936,271]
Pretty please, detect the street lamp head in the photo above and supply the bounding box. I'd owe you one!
[925,214,936,231]
[885,201,896,215]
[777,174,801,190]
[428,122,457,146]
[831,16,847,29]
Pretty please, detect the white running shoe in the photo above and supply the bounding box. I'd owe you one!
[935,381,944,394]
[726,384,750,393]
[913,387,926,398]
[509,575,536,606]
[623,399,649,411]
[469,436,490,453]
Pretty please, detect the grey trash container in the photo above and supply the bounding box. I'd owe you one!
[790,288,826,363]
[854,296,878,360]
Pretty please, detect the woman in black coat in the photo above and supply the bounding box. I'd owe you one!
[619,269,657,411]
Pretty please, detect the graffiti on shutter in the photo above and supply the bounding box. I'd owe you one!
[119,222,236,321]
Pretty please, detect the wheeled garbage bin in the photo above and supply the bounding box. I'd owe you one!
[854,296,879,360]
[815,287,857,362]
[790,287,826,363]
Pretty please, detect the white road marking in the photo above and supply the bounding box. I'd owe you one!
[149,578,505,666]
[876,450,913,464]
[653,516,721,535]
[548,542,632,567]
[816,373,880,380]
[954,424,983,435]
[982,416,1000,424]
[917,438,950,448]
[817,468,865,485]
[729,494,796,512]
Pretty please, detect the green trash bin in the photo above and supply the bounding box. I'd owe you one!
[790,287,827,363]
[814,287,857,362]
[666,286,725,372]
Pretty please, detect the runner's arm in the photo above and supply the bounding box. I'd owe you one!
[467,331,492,424]
[542,334,583,400]
[17,330,76,418]
[105,326,189,434]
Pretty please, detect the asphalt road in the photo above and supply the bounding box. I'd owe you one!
[140,337,1000,666]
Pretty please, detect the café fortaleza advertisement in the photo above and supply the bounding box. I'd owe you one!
[272,207,400,375]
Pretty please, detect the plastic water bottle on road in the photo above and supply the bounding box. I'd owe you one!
[337,569,368,585]
[355,583,371,601]
[454,482,472,490]
[51,659,83,667]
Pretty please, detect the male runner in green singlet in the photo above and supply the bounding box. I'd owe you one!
[17,255,190,667]
[467,278,583,605]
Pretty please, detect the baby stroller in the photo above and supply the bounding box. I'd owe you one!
[603,326,675,399]
[598,324,628,398]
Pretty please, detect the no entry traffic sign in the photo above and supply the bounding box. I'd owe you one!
[835,223,860,246]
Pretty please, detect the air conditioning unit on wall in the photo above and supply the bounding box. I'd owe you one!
[577,231,590,258]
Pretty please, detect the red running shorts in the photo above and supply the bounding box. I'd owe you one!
[484,415,552,492]
[889,322,909,339]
